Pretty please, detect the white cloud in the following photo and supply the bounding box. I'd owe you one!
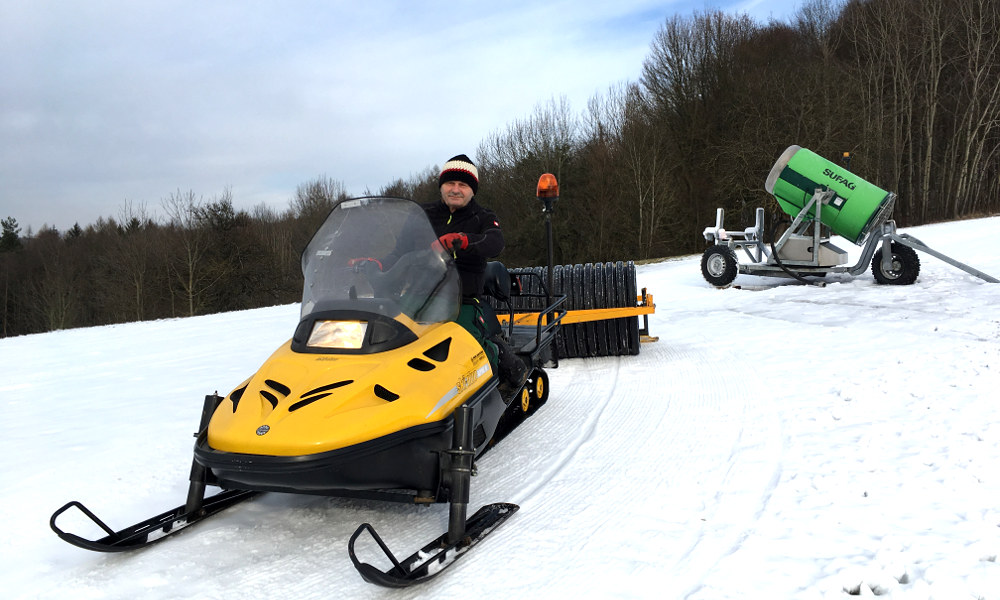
[0,0,802,231]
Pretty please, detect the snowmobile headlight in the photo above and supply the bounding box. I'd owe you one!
[306,320,368,349]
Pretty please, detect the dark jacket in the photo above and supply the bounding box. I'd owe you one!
[424,199,504,298]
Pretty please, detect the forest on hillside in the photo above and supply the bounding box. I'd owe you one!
[2,0,998,337]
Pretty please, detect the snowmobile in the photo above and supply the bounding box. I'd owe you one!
[50,196,565,587]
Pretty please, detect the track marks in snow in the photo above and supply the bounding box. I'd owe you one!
[505,354,624,506]
[635,340,786,598]
[470,337,787,598]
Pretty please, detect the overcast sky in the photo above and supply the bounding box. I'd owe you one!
[1,0,804,233]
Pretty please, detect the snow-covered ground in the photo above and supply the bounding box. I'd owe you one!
[4,216,1000,599]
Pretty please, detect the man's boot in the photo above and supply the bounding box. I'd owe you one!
[494,338,530,400]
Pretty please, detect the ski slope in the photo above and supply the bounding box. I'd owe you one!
[4,216,1000,599]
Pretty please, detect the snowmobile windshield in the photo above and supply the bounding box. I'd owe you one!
[300,197,460,326]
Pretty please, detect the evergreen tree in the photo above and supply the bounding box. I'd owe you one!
[1,217,22,252]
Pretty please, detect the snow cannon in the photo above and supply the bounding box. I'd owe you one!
[700,145,1000,288]
[765,145,891,245]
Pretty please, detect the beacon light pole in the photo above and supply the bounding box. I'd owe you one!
[536,173,559,304]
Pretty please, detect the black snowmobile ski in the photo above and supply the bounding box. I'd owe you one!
[348,502,518,588]
[50,488,256,552]
[347,403,519,587]
[51,394,257,553]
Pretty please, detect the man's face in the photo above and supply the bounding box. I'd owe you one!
[440,180,474,212]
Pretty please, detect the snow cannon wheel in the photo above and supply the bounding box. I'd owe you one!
[871,242,920,285]
[701,245,739,288]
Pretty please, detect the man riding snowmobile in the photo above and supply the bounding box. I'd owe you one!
[50,168,564,587]
[426,154,530,399]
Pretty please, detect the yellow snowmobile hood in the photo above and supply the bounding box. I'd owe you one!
[208,320,492,456]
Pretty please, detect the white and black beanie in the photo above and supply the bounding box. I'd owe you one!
[439,154,479,195]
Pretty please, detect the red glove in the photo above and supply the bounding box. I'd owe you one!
[348,257,383,270]
[437,233,469,251]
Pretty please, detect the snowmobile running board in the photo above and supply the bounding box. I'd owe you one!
[49,489,256,552]
[348,502,519,588]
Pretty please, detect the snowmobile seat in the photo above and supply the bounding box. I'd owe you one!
[483,261,515,302]
[483,262,518,340]
[483,261,527,316]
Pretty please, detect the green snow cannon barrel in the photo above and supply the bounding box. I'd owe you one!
[764,145,893,245]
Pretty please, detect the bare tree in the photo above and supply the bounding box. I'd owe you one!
[946,0,1000,216]
[162,190,215,317]
[477,96,582,264]
[25,227,82,331]
[96,201,156,322]
[586,83,672,259]
[291,177,348,221]
[640,11,758,246]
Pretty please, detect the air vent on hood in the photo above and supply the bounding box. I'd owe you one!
[423,338,452,362]
[289,380,353,412]
[265,379,291,396]
[374,384,400,402]
[229,385,247,413]
[407,358,435,371]
[302,381,353,397]
[260,390,279,409]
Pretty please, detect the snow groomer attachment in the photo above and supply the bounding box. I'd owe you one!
[701,144,999,287]
[495,174,656,362]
